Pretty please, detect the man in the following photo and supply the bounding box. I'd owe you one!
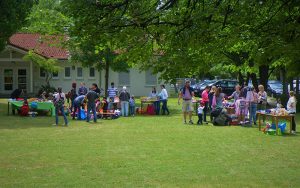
[119,86,130,117]
[78,82,88,96]
[86,83,100,123]
[178,80,195,124]
[160,84,170,115]
[107,82,118,109]
[201,86,210,123]
[72,94,85,120]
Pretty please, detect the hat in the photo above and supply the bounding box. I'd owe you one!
[123,86,127,90]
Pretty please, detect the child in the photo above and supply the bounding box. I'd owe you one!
[197,101,205,125]
[129,95,135,116]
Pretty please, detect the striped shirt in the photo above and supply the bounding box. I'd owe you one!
[107,87,118,98]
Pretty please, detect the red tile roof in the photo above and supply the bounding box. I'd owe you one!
[8,33,68,60]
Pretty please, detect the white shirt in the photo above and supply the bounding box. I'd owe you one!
[160,88,168,100]
[287,96,297,113]
[197,106,204,114]
[54,92,66,101]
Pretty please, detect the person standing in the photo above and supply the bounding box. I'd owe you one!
[107,82,118,109]
[212,87,225,110]
[53,87,68,126]
[228,85,241,103]
[160,85,169,115]
[178,80,194,124]
[78,82,88,96]
[69,82,77,114]
[201,86,210,123]
[150,87,160,115]
[129,95,135,116]
[287,91,297,134]
[246,87,258,125]
[86,83,99,123]
[208,86,217,109]
[119,86,130,117]
[197,102,205,125]
[257,85,267,111]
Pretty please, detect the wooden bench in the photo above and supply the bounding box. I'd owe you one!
[97,110,115,119]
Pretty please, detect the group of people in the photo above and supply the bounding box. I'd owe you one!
[178,80,297,134]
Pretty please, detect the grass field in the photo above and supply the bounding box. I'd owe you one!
[0,98,300,187]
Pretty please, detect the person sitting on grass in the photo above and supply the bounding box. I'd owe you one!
[86,83,100,123]
[53,87,68,126]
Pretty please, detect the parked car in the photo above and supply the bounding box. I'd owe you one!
[267,80,283,96]
[194,80,216,97]
[197,79,238,97]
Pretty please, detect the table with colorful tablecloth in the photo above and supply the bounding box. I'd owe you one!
[7,100,55,116]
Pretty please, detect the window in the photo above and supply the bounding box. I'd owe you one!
[119,71,130,86]
[65,67,71,78]
[89,67,95,78]
[52,71,59,78]
[40,67,46,78]
[77,67,83,78]
[18,69,27,91]
[4,69,13,91]
[145,70,157,85]
[228,81,236,88]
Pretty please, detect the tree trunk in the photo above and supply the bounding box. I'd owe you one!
[238,70,244,86]
[104,60,110,97]
[259,65,269,89]
[281,67,288,96]
[250,73,258,90]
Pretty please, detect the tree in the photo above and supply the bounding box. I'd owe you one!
[0,0,35,51]
[23,50,60,87]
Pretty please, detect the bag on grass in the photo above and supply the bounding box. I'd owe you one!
[213,113,229,126]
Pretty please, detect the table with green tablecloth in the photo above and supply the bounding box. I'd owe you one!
[8,100,55,116]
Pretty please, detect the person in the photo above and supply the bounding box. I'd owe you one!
[212,87,225,110]
[228,85,241,103]
[93,84,101,95]
[149,87,157,97]
[78,82,88,96]
[208,86,217,110]
[257,85,267,111]
[201,86,210,123]
[119,86,130,117]
[178,80,194,124]
[241,82,249,99]
[53,87,68,126]
[246,86,258,125]
[69,82,77,113]
[287,91,297,134]
[10,89,23,99]
[197,101,205,125]
[129,95,135,116]
[107,82,118,109]
[86,83,99,123]
[160,84,169,115]
[150,87,160,115]
[72,95,85,120]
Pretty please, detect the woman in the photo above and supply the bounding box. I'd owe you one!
[212,87,225,110]
[257,85,267,111]
[160,85,169,115]
[246,87,258,125]
[209,86,217,109]
[53,87,68,126]
[287,91,297,134]
[150,87,160,115]
[149,87,157,97]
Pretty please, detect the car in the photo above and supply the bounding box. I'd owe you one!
[197,79,238,97]
[267,80,283,96]
[194,80,216,97]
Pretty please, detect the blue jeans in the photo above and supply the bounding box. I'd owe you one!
[55,106,68,125]
[129,106,135,116]
[154,101,160,115]
[72,103,81,120]
[161,99,169,115]
[87,103,97,122]
[121,101,129,116]
[249,103,257,125]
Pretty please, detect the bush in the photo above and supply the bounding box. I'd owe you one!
[38,85,57,97]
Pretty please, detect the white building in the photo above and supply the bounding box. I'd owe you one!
[0,33,169,97]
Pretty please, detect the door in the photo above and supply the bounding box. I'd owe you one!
[18,69,27,92]
[4,69,13,93]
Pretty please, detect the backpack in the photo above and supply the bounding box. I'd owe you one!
[55,94,65,108]
[146,104,155,115]
[20,103,29,116]
[213,113,229,126]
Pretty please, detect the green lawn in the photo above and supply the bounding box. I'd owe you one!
[0,98,299,187]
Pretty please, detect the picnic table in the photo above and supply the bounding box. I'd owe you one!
[140,97,159,114]
[8,100,55,116]
[257,112,293,135]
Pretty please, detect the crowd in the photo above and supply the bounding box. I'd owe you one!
[177,80,297,134]
[52,82,170,126]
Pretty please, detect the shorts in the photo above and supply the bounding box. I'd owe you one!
[182,100,193,112]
